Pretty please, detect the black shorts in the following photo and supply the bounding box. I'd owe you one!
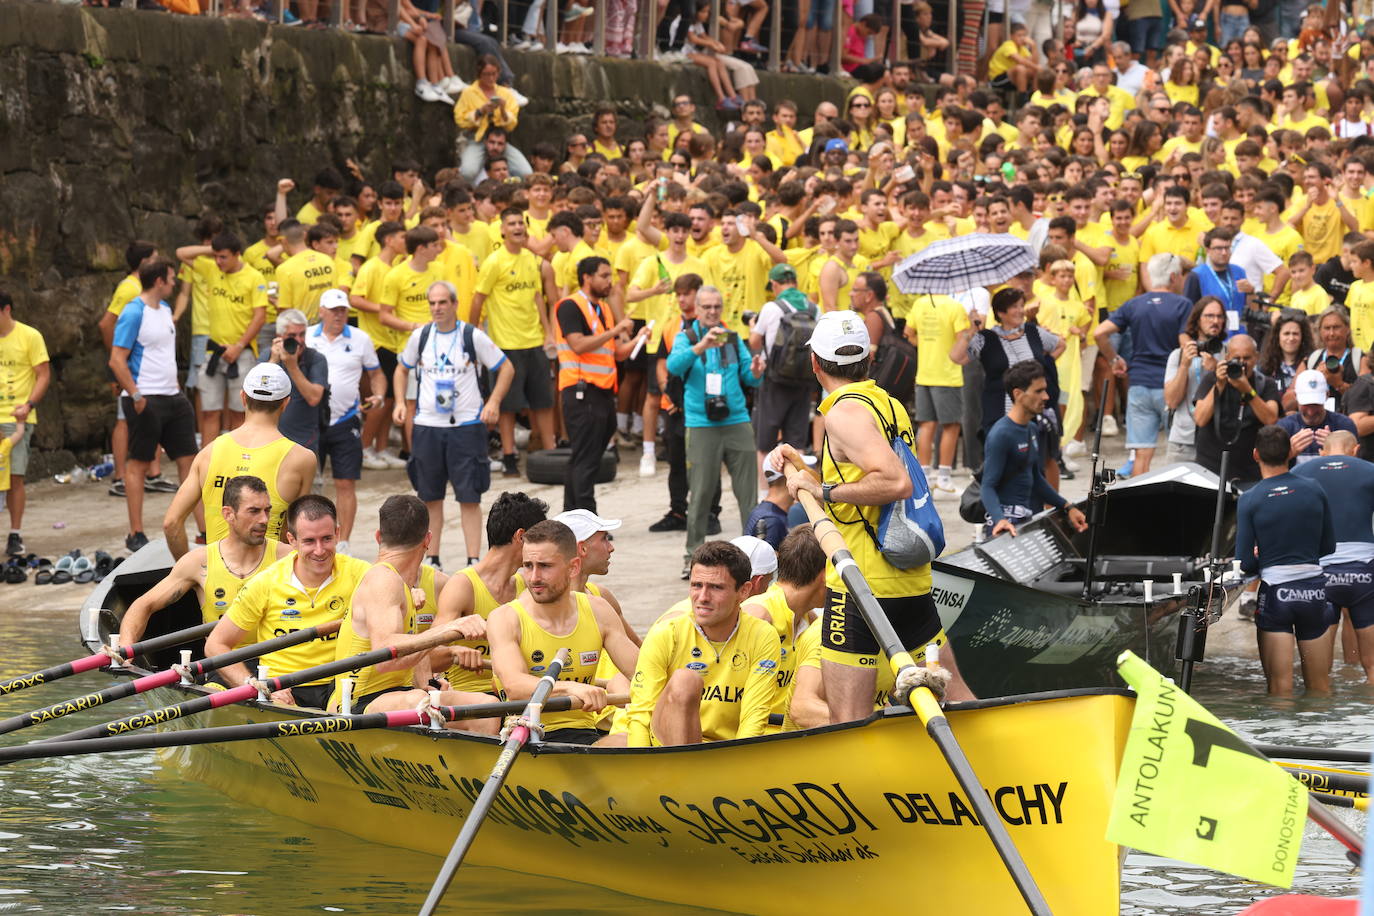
[321,416,364,480]
[499,347,555,413]
[645,352,663,396]
[755,380,814,453]
[987,9,1004,22]
[290,683,334,710]
[543,727,604,745]
[354,684,415,712]
[1037,407,1061,461]
[621,320,649,373]
[822,588,942,659]
[376,347,398,401]
[1324,562,1374,629]
[990,72,1012,90]
[123,394,198,463]
[1257,576,1335,641]
[408,423,490,503]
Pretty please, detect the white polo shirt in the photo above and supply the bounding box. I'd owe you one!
[398,321,507,428]
[306,322,380,425]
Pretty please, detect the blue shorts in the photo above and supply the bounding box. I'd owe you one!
[407,423,490,504]
[1257,576,1335,641]
[186,333,209,390]
[1125,386,1166,450]
[321,416,364,481]
[805,1,834,30]
[1324,562,1374,629]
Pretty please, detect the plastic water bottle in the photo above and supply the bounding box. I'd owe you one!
[89,461,114,480]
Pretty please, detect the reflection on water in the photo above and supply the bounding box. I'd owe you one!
[0,610,1369,913]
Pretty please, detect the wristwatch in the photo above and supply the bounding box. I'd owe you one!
[822,482,839,504]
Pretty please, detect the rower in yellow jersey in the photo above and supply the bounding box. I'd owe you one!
[786,620,902,728]
[163,363,317,558]
[204,495,369,709]
[329,495,498,732]
[431,491,549,692]
[487,520,639,745]
[116,476,291,646]
[624,541,781,747]
[739,526,828,730]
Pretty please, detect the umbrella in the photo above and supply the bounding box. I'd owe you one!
[892,232,1037,296]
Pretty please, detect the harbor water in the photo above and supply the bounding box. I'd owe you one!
[0,605,1368,915]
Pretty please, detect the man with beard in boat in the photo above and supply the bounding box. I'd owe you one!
[329,494,499,733]
[163,362,318,558]
[486,520,640,744]
[204,494,370,708]
[739,524,828,730]
[769,310,975,720]
[624,540,781,747]
[1291,430,1374,685]
[430,490,549,695]
[1237,425,1337,696]
[117,475,292,646]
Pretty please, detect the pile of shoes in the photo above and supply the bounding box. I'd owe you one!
[26,550,119,586]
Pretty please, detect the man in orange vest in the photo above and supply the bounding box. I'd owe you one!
[555,256,647,512]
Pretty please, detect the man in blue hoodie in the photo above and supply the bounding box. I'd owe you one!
[667,285,765,579]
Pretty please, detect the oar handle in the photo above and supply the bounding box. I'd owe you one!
[0,620,219,697]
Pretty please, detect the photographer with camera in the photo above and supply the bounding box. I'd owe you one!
[1163,297,1228,465]
[1192,333,1281,483]
[268,309,329,455]
[1183,227,1253,340]
[666,285,766,580]
[1278,370,1359,464]
[1301,305,1363,410]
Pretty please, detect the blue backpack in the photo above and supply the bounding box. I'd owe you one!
[829,392,945,569]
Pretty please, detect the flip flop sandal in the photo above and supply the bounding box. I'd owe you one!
[21,553,38,568]
[4,564,26,584]
[34,569,53,585]
[73,569,95,584]
[50,569,72,585]
[93,551,113,583]
[54,555,75,574]
[34,557,52,569]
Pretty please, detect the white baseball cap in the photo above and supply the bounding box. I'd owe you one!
[244,362,291,402]
[554,509,622,543]
[808,310,871,365]
[319,289,350,310]
[1294,369,1328,406]
[730,535,778,576]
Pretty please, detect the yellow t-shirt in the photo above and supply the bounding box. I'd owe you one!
[765,127,805,167]
[1159,135,1204,163]
[1163,82,1199,106]
[906,293,969,387]
[244,238,279,282]
[629,254,706,353]
[449,223,493,263]
[988,40,1022,80]
[435,240,478,312]
[702,240,775,335]
[382,258,459,329]
[295,201,325,225]
[474,245,546,350]
[1301,199,1346,264]
[1139,220,1201,266]
[1102,232,1141,311]
[552,240,598,296]
[614,235,665,282]
[203,262,269,350]
[0,323,49,426]
[817,254,871,313]
[275,249,337,324]
[351,254,404,352]
[1081,84,1135,131]
[180,256,214,337]
[624,609,780,747]
[857,223,901,263]
[1348,279,1374,350]
[686,227,722,260]
[1289,283,1332,317]
[107,274,143,317]
[225,552,371,686]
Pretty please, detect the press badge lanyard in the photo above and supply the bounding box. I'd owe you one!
[427,325,460,373]
[1208,265,1239,316]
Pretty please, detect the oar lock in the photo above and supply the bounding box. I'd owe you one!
[173,651,195,686]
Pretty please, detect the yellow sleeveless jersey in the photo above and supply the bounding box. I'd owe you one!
[202,434,296,543]
[432,566,501,694]
[792,623,894,715]
[623,611,781,747]
[224,552,368,685]
[819,379,932,598]
[506,593,604,732]
[332,562,417,700]
[202,540,280,624]
[747,583,801,723]
[823,254,870,311]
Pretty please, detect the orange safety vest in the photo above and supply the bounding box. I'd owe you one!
[555,291,619,392]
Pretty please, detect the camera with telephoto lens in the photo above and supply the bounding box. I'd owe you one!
[1224,358,1246,379]
[741,310,758,327]
[1326,355,1344,374]
[282,337,299,355]
[1198,335,1224,356]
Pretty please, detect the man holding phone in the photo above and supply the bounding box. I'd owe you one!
[701,207,788,336]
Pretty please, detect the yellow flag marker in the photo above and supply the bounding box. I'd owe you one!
[1107,651,1308,888]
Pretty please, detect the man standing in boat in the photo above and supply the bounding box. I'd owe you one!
[117,475,292,647]
[1237,425,1337,696]
[329,494,499,733]
[163,362,318,558]
[486,520,640,744]
[771,311,975,720]
[204,494,369,709]
[624,541,782,746]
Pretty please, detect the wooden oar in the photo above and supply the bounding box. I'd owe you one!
[46,637,490,743]
[0,620,217,697]
[1257,743,1371,764]
[0,621,341,737]
[782,456,1051,916]
[0,692,627,765]
[418,648,572,916]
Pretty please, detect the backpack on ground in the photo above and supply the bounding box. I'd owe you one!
[829,391,945,568]
[765,294,819,385]
[417,321,489,400]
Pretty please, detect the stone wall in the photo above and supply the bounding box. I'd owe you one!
[0,1,848,468]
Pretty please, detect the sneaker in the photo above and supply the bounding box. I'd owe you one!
[337,541,350,556]
[639,452,657,477]
[415,80,449,103]
[707,514,722,536]
[514,427,531,449]
[563,2,592,20]
[1062,455,1080,473]
[424,554,443,571]
[738,36,767,54]
[490,457,505,472]
[1101,414,1119,437]
[511,88,530,107]
[380,450,408,469]
[125,531,149,553]
[145,475,180,493]
[1064,440,1086,459]
[566,41,591,53]
[363,448,390,470]
[649,512,687,532]
[933,478,958,496]
[1116,459,1134,480]
[440,75,468,94]
[502,453,520,478]
[1058,459,1076,481]
[108,479,126,497]
[5,533,22,557]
